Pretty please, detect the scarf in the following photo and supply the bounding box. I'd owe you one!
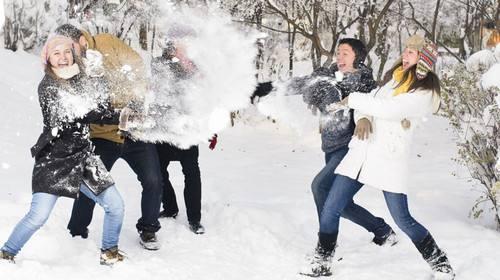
[52,63,80,80]
[392,66,413,96]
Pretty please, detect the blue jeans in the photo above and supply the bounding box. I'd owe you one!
[312,147,391,238]
[68,138,162,234]
[320,174,429,242]
[2,184,124,256]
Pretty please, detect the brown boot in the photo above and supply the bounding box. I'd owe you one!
[100,246,125,266]
[0,250,15,263]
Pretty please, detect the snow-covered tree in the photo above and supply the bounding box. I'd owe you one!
[0,0,5,29]
[3,0,68,51]
[441,47,500,230]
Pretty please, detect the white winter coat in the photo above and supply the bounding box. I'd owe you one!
[334,79,439,194]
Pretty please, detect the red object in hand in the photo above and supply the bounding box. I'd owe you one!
[209,134,218,150]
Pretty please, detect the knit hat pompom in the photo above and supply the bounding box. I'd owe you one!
[40,35,75,66]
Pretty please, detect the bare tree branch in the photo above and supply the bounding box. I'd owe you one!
[408,2,465,64]
[431,0,442,41]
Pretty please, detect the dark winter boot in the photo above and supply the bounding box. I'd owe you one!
[139,231,161,250]
[414,234,455,280]
[100,246,125,266]
[189,221,205,235]
[69,228,89,239]
[372,228,398,246]
[159,209,178,219]
[300,233,337,277]
[0,250,15,263]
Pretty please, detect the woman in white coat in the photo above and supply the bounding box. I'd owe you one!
[305,35,455,280]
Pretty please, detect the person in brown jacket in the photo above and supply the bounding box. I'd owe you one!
[482,21,500,49]
[55,24,163,250]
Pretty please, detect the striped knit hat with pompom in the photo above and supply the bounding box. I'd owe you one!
[416,38,438,80]
[404,35,438,80]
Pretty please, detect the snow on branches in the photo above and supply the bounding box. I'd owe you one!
[441,47,500,229]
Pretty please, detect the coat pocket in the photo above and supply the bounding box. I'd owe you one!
[82,155,114,195]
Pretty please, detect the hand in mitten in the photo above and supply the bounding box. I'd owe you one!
[83,49,105,77]
[354,118,372,140]
[118,107,133,131]
[208,134,218,150]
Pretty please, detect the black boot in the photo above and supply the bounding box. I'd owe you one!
[139,231,160,250]
[414,234,455,280]
[372,228,398,246]
[301,233,337,277]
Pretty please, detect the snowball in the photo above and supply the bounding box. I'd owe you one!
[335,71,344,82]
[51,127,59,136]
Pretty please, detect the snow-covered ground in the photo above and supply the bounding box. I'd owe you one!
[0,48,499,280]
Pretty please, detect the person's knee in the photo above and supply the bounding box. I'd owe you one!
[182,162,200,177]
[102,196,125,218]
[339,201,358,219]
[320,207,342,225]
[25,208,51,229]
[141,172,163,192]
[392,213,416,232]
[311,175,322,195]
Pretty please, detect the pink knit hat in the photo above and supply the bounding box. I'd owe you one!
[40,35,75,65]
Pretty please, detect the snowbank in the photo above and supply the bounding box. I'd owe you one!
[465,49,498,72]
[481,63,500,89]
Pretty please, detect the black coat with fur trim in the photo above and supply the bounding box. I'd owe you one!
[31,73,119,198]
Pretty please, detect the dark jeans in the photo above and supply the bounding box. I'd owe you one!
[320,173,429,242]
[67,138,163,233]
[156,143,201,223]
[312,147,391,238]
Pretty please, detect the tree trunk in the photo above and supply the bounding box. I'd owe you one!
[496,0,500,29]
[288,0,296,77]
[458,0,471,58]
[139,22,148,51]
[4,17,16,51]
[151,24,156,53]
[431,0,442,41]
[67,0,76,18]
[254,2,264,79]
[288,26,296,78]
